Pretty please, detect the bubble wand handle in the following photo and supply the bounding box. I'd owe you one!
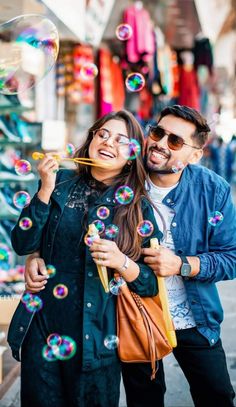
[150,238,177,348]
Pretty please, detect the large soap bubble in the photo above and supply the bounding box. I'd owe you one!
[0,14,59,95]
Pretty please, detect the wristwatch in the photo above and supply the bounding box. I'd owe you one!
[118,255,129,273]
[179,256,192,277]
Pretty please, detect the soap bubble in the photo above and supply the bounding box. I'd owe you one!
[42,345,57,362]
[0,244,12,269]
[13,191,31,209]
[208,211,224,227]
[97,206,110,220]
[21,291,32,304]
[46,264,56,278]
[120,138,141,160]
[53,284,68,299]
[15,159,31,175]
[19,217,33,230]
[115,185,134,205]
[137,220,154,237]
[47,333,62,347]
[65,143,75,157]
[125,73,145,92]
[92,220,105,234]
[109,277,125,296]
[105,224,119,239]
[115,24,133,41]
[80,63,98,80]
[0,14,59,94]
[52,335,77,360]
[171,161,185,173]
[24,294,43,312]
[104,335,119,350]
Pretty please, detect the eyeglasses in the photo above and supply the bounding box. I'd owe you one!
[92,128,130,146]
[148,125,201,151]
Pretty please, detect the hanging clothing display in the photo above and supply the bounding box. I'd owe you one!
[98,48,125,117]
[193,37,214,75]
[123,4,155,63]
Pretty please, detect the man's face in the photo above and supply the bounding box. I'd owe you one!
[146,115,202,174]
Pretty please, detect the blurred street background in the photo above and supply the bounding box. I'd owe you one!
[0,0,236,406]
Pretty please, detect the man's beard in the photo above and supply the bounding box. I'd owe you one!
[144,148,175,174]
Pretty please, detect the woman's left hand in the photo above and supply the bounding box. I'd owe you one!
[90,239,125,270]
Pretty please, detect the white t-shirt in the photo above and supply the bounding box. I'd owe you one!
[147,176,196,330]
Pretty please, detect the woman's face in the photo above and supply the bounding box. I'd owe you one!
[88,119,130,177]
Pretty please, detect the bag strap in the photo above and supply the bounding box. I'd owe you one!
[130,291,158,380]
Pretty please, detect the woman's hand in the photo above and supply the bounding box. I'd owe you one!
[37,154,59,203]
[24,254,48,293]
[90,239,125,271]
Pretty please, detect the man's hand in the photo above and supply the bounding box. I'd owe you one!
[142,246,182,277]
[25,253,48,293]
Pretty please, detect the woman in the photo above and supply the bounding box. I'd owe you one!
[9,110,162,407]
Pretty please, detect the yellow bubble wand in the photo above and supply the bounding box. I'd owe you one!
[150,238,177,348]
[84,224,109,293]
[32,152,113,168]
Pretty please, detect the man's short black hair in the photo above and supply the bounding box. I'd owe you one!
[158,105,210,148]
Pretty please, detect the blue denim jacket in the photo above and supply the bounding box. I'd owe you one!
[154,164,236,345]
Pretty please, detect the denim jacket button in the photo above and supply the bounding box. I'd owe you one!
[87,302,92,308]
[172,222,177,227]
[211,339,215,344]
[167,199,171,203]
[106,198,111,202]
[88,272,93,277]
[85,334,89,340]
[19,326,24,332]
[56,192,61,196]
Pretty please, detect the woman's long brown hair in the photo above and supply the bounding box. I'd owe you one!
[74,110,150,261]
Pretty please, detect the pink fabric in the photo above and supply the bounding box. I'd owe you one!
[124,5,155,63]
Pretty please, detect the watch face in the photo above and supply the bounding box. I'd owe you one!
[181,263,191,277]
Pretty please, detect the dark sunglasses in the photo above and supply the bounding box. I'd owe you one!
[148,125,201,151]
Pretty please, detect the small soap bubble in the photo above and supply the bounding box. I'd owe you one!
[92,220,105,234]
[42,345,57,362]
[84,235,98,247]
[115,185,134,205]
[115,24,133,41]
[80,63,98,80]
[105,224,119,239]
[65,143,75,157]
[53,335,77,360]
[21,291,32,304]
[15,159,31,175]
[46,264,56,278]
[19,217,33,230]
[24,294,43,312]
[97,206,110,220]
[208,211,224,227]
[171,161,185,173]
[137,220,154,237]
[53,284,68,299]
[104,335,119,350]
[0,244,12,266]
[120,139,141,160]
[47,333,62,347]
[13,191,31,209]
[109,277,125,296]
[125,73,145,92]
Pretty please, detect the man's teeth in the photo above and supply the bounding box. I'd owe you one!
[151,151,167,160]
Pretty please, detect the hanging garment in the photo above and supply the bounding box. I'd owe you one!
[193,37,214,75]
[123,5,155,63]
[178,66,200,110]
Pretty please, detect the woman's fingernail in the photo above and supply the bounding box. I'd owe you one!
[41,286,45,290]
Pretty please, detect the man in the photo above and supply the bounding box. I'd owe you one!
[123,105,236,407]
[20,106,236,406]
